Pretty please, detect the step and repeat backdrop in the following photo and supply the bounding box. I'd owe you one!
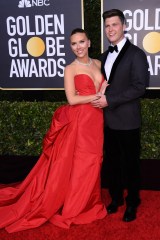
[0,0,83,89]
[0,1,159,89]
[102,0,160,89]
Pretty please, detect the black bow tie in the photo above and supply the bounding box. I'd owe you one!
[108,45,118,53]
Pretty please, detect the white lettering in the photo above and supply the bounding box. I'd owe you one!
[45,15,54,34]
[38,59,48,77]
[10,59,19,77]
[6,14,64,36]
[124,33,137,45]
[54,15,64,34]
[56,37,65,56]
[155,9,160,30]
[44,0,50,6]
[57,58,65,77]
[147,55,160,75]
[18,38,28,57]
[124,8,160,31]
[8,38,28,57]
[144,9,154,30]
[46,37,56,56]
[17,59,30,77]
[35,15,45,35]
[32,0,50,6]
[6,17,16,36]
[133,9,144,31]
[26,16,35,35]
[46,37,65,56]
[147,56,154,75]
[124,10,132,31]
[8,38,18,57]
[47,59,57,77]
[155,56,160,75]
[29,59,39,77]
[10,58,65,77]
[16,16,27,36]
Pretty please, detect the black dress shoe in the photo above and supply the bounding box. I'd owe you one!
[123,206,137,222]
[107,200,124,214]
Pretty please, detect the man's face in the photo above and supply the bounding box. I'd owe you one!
[104,16,126,45]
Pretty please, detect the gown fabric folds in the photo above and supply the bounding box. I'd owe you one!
[0,74,107,232]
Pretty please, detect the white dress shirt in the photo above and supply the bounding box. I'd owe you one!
[105,38,127,80]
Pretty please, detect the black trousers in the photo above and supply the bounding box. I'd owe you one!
[104,127,141,207]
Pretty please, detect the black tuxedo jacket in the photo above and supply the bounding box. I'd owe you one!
[101,39,149,130]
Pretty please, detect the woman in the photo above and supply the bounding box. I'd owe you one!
[0,28,107,232]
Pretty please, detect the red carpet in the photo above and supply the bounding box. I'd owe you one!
[0,189,159,240]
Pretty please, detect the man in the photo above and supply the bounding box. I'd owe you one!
[92,9,149,222]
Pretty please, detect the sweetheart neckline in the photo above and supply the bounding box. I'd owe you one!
[74,74,104,93]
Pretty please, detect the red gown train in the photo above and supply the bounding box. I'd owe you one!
[0,74,107,232]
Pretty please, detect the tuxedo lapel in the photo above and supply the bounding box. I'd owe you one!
[101,51,109,80]
[108,40,131,84]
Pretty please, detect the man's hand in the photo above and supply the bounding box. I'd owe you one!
[91,93,108,108]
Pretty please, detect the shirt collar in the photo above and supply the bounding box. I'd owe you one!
[116,37,127,52]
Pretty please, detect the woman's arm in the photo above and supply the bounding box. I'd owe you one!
[99,80,109,94]
[64,65,100,105]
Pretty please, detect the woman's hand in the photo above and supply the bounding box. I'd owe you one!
[92,94,101,101]
[91,94,108,108]
[100,81,109,94]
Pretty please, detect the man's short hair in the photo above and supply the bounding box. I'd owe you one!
[103,9,126,25]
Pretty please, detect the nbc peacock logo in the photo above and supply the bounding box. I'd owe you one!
[18,0,31,8]
[18,0,50,8]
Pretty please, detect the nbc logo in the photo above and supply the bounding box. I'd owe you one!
[18,0,50,8]
[18,0,31,8]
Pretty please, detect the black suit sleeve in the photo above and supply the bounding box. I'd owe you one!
[106,49,149,109]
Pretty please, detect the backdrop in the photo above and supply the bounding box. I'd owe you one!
[0,0,83,90]
[102,0,160,89]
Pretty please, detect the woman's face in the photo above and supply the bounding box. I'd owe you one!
[70,32,90,58]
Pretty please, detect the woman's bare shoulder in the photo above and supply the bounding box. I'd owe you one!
[92,58,101,69]
[64,61,77,76]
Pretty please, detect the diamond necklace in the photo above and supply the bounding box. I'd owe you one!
[76,58,92,66]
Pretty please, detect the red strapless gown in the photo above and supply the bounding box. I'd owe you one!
[0,74,107,232]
